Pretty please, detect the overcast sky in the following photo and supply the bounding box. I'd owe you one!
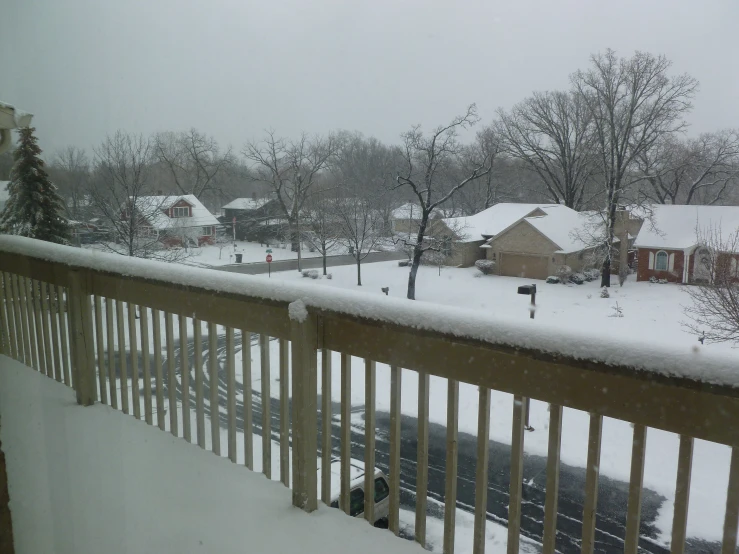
[2,0,738,157]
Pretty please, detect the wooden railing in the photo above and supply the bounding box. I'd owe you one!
[1,235,739,554]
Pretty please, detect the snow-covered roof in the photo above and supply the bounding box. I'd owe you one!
[0,101,33,128]
[222,197,270,211]
[634,204,739,251]
[132,195,220,230]
[524,205,594,254]
[444,203,555,242]
[391,203,424,220]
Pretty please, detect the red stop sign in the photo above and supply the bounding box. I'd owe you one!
[266,254,273,263]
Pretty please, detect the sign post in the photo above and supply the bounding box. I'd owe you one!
[232,216,236,242]
[266,252,273,277]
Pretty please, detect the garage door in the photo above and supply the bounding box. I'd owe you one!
[500,254,549,280]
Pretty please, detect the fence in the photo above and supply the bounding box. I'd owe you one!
[1,235,739,554]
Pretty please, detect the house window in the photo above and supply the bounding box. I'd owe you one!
[172,206,190,218]
[202,226,213,236]
[655,250,668,271]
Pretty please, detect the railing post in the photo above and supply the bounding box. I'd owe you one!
[290,305,318,512]
[67,270,96,406]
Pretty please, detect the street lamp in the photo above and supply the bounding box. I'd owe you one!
[0,100,34,154]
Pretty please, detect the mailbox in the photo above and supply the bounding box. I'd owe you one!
[517,284,536,295]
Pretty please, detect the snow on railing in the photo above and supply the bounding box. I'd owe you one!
[1,234,739,554]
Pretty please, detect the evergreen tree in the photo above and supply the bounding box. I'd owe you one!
[0,127,70,244]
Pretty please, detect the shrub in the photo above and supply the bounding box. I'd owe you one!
[569,273,585,285]
[600,286,610,298]
[546,276,560,284]
[326,273,332,280]
[584,268,601,281]
[474,259,496,275]
[557,265,572,282]
[398,260,410,267]
[302,270,319,279]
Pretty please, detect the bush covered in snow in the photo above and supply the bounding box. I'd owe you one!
[326,273,332,280]
[583,269,600,282]
[569,273,585,285]
[546,276,560,284]
[600,286,610,298]
[474,259,496,275]
[302,270,319,279]
[557,265,572,282]
[398,260,410,267]
[649,276,669,284]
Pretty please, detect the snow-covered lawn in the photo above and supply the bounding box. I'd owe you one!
[253,261,737,545]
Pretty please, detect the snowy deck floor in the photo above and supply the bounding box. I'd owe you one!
[0,356,422,554]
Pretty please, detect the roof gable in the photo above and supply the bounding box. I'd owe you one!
[442,203,559,242]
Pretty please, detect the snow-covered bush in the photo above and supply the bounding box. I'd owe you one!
[610,302,624,318]
[302,270,319,279]
[398,260,410,267]
[326,273,333,280]
[649,276,668,284]
[474,259,496,275]
[569,273,585,285]
[600,286,610,298]
[557,265,572,283]
[546,276,560,284]
[659,278,668,284]
[584,268,600,281]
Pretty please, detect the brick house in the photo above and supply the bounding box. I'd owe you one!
[123,195,220,247]
[635,204,739,284]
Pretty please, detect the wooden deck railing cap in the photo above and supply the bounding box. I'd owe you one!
[0,234,736,392]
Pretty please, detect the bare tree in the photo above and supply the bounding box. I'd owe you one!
[636,129,739,205]
[154,128,234,201]
[303,186,342,275]
[454,126,509,214]
[684,226,739,343]
[395,104,493,300]
[90,131,187,261]
[244,131,341,266]
[48,146,91,220]
[571,49,699,286]
[497,90,598,210]
[335,183,386,286]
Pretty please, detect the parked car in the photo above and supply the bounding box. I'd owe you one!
[325,459,390,527]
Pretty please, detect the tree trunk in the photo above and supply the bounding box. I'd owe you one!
[322,252,327,276]
[356,254,362,286]
[407,217,429,300]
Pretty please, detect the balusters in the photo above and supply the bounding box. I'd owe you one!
[388,365,402,535]
[624,424,647,554]
[93,296,107,402]
[581,413,603,554]
[25,278,39,371]
[165,312,177,435]
[507,395,526,554]
[209,322,220,455]
[31,280,46,375]
[140,307,152,425]
[39,282,54,380]
[321,348,332,505]
[0,273,15,358]
[128,304,140,420]
[242,329,253,469]
[57,286,71,386]
[416,371,430,547]
[472,387,491,554]
[117,300,129,414]
[152,309,165,430]
[48,286,61,382]
[443,379,459,554]
[105,297,117,408]
[671,435,694,554]
[179,314,191,442]
[260,333,270,476]
[722,447,739,554]
[542,404,563,554]
[17,276,32,367]
[280,339,290,486]
[340,352,351,515]
[363,359,376,524]
[194,319,205,448]
[226,326,237,462]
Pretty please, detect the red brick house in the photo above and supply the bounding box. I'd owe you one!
[635,204,739,284]
[123,195,221,247]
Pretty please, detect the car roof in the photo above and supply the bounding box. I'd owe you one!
[321,458,385,502]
